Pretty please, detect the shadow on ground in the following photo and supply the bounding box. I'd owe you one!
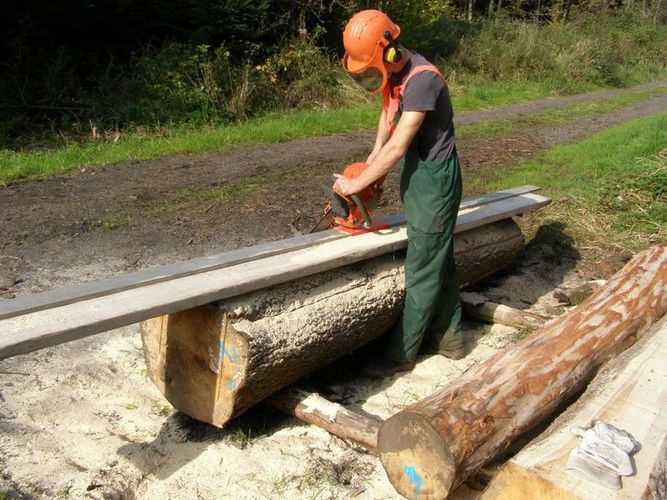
[117,403,287,480]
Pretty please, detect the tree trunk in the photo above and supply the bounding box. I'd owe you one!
[482,315,667,500]
[467,0,474,21]
[141,219,525,427]
[377,244,667,499]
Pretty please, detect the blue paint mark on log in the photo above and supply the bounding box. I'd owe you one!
[404,465,423,497]
[228,377,238,390]
[219,341,239,363]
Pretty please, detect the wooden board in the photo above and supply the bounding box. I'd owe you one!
[0,185,541,320]
[0,192,550,360]
[482,315,667,500]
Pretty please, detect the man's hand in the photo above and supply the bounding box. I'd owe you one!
[333,173,361,196]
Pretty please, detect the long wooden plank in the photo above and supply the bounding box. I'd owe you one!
[0,185,541,320]
[0,192,550,359]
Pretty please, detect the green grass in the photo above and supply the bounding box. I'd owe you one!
[458,87,667,141]
[0,105,378,184]
[472,112,667,254]
[3,79,664,184]
[450,79,574,110]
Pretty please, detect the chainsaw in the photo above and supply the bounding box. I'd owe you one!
[310,162,388,234]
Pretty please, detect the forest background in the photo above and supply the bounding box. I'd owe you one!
[1,0,665,153]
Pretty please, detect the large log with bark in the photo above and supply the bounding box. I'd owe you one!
[482,314,667,500]
[141,219,525,427]
[377,243,667,499]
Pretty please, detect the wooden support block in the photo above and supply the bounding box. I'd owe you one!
[461,293,550,330]
[269,387,381,452]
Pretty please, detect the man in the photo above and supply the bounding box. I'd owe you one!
[333,9,464,374]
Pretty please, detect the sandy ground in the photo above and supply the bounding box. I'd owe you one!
[0,222,584,500]
[1,83,664,499]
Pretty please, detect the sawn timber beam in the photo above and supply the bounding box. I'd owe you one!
[0,185,541,321]
[0,189,550,360]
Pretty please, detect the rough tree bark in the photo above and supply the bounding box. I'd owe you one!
[141,219,524,427]
[377,243,667,499]
[482,315,667,500]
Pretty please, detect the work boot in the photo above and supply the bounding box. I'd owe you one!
[420,344,467,360]
[361,358,416,378]
[439,346,466,360]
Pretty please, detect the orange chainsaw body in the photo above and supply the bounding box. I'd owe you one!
[329,162,388,233]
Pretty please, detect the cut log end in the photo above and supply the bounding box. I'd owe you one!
[141,307,248,427]
[378,412,456,499]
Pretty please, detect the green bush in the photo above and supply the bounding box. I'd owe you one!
[450,9,666,89]
[0,34,366,148]
[1,5,664,150]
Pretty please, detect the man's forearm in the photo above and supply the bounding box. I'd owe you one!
[374,110,390,151]
[353,140,404,189]
[334,110,424,196]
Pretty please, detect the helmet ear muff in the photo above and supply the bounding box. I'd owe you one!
[384,46,402,64]
[383,31,403,64]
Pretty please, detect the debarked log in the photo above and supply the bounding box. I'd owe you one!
[460,292,550,330]
[140,219,525,427]
[268,387,382,452]
[377,243,667,499]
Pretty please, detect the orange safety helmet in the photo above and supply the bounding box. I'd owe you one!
[342,10,401,93]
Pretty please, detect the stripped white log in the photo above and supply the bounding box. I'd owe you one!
[460,293,550,330]
[269,388,381,452]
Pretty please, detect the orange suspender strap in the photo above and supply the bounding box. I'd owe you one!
[383,64,446,135]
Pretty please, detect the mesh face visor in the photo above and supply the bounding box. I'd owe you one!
[349,67,384,92]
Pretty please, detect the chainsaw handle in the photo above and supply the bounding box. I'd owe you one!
[351,193,372,228]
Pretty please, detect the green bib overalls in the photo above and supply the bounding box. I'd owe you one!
[385,143,464,362]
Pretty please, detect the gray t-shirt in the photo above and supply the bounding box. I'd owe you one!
[389,52,456,161]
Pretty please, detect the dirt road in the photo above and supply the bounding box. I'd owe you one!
[1,82,666,499]
[1,81,665,296]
